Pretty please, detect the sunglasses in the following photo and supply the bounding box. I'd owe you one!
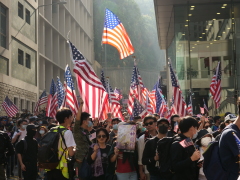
[145,121,154,126]
[97,135,107,139]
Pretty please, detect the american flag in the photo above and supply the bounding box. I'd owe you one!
[46,79,58,118]
[169,62,186,117]
[232,132,240,153]
[166,97,177,120]
[100,70,107,90]
[186,91,193,115]
[173,121,179,133]
[132,99,148,118]
[102,8,134,59]
[64,65,79,115]
[200,107,205,114]
[34,90,48,113]
[179,138,194,148]
[127,64,144,115]
[145,92,153,114]
[69,41,105,92]
[2,96,18,117]
[56,77,65,109]
[106,77,124,120]
[114,88,122,101]
[154,78,167,117]
[210,62,221,108]
[69,41,109,120]
[203,99,208,112]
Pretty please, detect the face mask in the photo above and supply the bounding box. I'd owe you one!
[39,130,45,135]
[39,121,42,125]
[158,125,168,134]
[192,131,198,139]
[142,127,147,132]
[22,125,27,129]
[113,124,118,130]
[201,137,212,147]
[88,121,93,128]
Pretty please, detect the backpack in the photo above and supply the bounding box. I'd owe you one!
[38,126,67,169]
[202,140,228,180]
[157,135,180,178]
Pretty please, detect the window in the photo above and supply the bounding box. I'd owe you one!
[32,102,35,113]
[18,49,24,65]
[0,4,7,48]
[25,9,30,24]
[25,53,31,68]
[26,100,30,111]
[20,99,24,111]
[14,97,18,107]
[18,2,23,19]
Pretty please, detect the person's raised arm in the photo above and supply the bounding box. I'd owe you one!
[75,98,84,121]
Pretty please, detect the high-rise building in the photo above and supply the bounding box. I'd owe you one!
[0,0,95,116]
[154,0,240,115]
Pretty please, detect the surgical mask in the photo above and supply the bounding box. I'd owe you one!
[88,121,93,128]
[201,137,212,147]
[192,132,198,139]
[22,125,27,129]
[39,121,42,125]
[39,130,45,135]
[113,124,118,130]
[158,125,168,134]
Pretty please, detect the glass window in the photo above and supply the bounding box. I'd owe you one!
[18,49,24,65]
[25,8,30,24]
[0,3,7,48]
[200,57,210,78]
[0,56,8,75]
[20,99,24,111]
[14,97,18,107]
[32,102,35,113]
[25,53,31,69]
[18,2,23,19]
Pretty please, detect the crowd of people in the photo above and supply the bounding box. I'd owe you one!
[1,98,240,180]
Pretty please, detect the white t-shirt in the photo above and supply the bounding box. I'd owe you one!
[12,129,27,142]
[63,130,76,148]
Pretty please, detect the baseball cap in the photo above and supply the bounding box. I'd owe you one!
[157,118,170,126]
[224,114,237,122]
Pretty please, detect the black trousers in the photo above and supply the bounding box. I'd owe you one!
[47,169,68,180]
[22,162,38,180]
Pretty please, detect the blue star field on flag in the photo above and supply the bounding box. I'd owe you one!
[130,66,139,90]
[133,99,146,117]
[100,70,107,90]
[50,79,57,96]
[69,41,85,61]
[56,77,65,108]
[104,9,121,30]
[65,66,76,91]
[155,79,163,114]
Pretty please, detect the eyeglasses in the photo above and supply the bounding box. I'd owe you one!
[97,135,107,139]
[144,121,154,126]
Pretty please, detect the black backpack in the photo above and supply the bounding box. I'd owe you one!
[38,126,67,169]
[157,135,180,178]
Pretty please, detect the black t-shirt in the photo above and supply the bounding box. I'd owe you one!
[87,144,111,174]
[15,136,38,163]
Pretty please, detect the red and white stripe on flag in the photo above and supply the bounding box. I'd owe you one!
[2,96,18,117]
[210,62,221,108]
[76,74,109,120]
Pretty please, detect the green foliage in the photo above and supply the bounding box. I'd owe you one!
[93,0,164,70]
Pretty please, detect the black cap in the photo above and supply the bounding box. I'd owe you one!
[157,118,170,126]
[195,129,210,142]
[26,124,39,131]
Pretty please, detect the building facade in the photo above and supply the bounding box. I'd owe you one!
[154,0,240,116]
[0,0,95,116]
